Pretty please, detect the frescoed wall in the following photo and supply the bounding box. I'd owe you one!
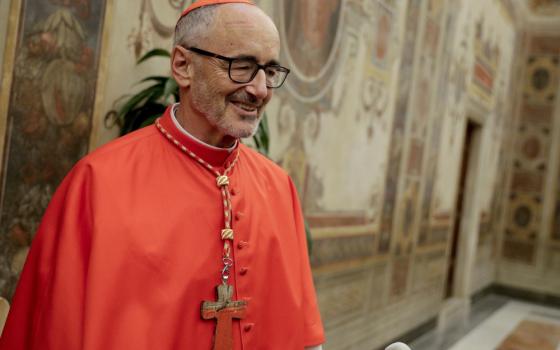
[0,0,107,299]
[0,0,12,78]
[0,0,558,349]
[497,34,560,296]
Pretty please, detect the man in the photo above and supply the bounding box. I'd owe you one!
[0,1,325,349]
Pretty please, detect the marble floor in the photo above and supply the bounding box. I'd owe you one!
[409,294,560,350]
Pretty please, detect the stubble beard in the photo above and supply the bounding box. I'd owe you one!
[191,80,263,140]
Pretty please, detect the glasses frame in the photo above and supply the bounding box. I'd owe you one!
[184,46,290,89]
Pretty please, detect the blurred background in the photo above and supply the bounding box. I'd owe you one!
[0,0,559,349]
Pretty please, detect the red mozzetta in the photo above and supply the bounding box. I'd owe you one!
[0,107,324,349]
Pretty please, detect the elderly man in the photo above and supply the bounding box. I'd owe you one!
[0,0,325,349]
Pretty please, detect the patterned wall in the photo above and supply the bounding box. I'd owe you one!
[0,0,107,299]
[389,0,446,300]
[502,36,560,264]
[266,0,518,347]
[0,0,526,348]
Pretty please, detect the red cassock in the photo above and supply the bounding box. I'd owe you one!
[0,107,325,349]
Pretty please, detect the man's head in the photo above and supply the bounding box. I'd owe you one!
[171,1,282,147]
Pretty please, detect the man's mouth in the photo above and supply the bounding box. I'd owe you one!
[230,100,259,114]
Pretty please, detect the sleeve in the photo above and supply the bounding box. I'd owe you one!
[0,160,94,350]
[288,178,325,347]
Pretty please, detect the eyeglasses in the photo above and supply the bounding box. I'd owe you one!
[185,46,290,89]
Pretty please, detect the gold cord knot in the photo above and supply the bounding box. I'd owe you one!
[221,229,234,240]
[216,175,230,187]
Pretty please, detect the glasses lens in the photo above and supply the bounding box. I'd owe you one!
[264,66,288,88]
[230,59,257,83]
[229,59,289,88]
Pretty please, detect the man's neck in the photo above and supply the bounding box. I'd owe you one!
[173,103,237,149]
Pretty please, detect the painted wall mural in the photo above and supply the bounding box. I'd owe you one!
[469,18,501,107]
[277,0,344,103]
[271,0,400,228]
[0,0,107,299]
[128,0,188,59]
[0,0,534,348]
[283,0,341,77]
[389,0,446,300]
[502,36,559,264]
[378,0,422,255]
[418,0,463,249]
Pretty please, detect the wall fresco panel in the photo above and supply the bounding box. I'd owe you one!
[0,0,107,298]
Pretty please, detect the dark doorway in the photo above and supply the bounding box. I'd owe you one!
[446,120,481,298]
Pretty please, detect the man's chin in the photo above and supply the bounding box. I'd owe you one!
[224,120,261,139]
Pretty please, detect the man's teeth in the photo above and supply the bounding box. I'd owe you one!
[233,101,257,112]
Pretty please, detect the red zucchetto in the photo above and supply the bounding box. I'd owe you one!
[179,0,255,19]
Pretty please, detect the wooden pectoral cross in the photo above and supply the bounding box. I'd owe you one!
[201,284,248,350]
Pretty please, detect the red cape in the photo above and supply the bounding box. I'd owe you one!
[0,107,324,349]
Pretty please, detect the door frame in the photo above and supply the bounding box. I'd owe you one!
[447,108,485,299]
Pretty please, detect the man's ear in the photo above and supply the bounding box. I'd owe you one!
[171,46,193,88]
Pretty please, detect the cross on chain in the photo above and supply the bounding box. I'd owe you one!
[201,284,248,350]
[156,117,247,350]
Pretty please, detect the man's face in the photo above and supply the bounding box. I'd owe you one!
[188,5,281,140]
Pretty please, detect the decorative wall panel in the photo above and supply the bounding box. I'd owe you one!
[418,0,462,249]
[502,35,560,264]
[315,267,370,329]
[310,234,375,267]
[0,0,107,298]
[378,0,422,254]
[390,256,411,299]
[411,249,447,293]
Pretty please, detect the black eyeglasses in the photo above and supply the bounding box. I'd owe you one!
[185,46,290,89]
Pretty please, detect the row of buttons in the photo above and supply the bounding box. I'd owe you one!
[230,189,251,328]
[238,241,249,276]
[229,189,255,334]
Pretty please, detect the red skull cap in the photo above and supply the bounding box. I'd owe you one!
[179,0,255,20]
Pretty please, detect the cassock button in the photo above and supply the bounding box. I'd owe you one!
[237,241,249,249]
[235,212,244,221]
[240,267,249,276]
[244,323,254,332]
[231,188,238,196]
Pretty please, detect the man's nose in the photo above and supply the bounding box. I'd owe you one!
[245,69,269,101]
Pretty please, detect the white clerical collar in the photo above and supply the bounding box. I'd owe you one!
[170,103,237,153]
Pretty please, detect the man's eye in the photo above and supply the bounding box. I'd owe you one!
[233,61,254,70]
[265,68,278,77]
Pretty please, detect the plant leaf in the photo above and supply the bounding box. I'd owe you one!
[116,85,163,125]
[137,48,171,65]
[163,78,179,103]
[120,102,166,135]
[137,75,168,85]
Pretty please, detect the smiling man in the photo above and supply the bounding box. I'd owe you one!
[0,1,324,349]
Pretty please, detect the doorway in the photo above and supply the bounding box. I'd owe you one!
[446,119,483,298]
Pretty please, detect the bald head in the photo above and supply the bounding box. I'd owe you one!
[174,3,279,50]
[170,2,282,147]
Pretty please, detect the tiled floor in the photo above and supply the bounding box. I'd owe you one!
[496,319,560,350]
[409,294,560,350]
